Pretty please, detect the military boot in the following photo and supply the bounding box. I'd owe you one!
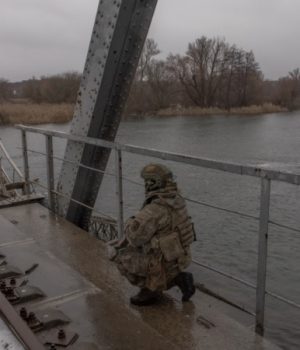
[130,288,162,306]
[174,272,195,302]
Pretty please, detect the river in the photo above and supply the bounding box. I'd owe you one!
[0,111,299,349]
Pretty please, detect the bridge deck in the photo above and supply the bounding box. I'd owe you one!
[0,203,280,350]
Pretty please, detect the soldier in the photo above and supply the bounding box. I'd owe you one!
[109,164,196,306]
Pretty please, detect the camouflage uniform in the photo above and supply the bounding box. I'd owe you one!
[115,167,195,293]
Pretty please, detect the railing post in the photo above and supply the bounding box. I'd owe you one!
[21,130,30,195]
[115,148,124,239]
[45,135,56,212]
[255,177,271,335]
[0,158,4,196]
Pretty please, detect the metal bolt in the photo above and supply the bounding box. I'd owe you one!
[58,329,66,339]
[20,307,27,320]
[0,281,6,291]
[27,312,37,323]
[5,287,14,296]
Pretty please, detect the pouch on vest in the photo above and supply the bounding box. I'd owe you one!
[176,218,196,247]
[159,232,185,262]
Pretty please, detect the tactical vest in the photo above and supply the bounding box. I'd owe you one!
[150,192,196,264]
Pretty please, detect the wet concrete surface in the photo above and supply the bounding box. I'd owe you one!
[0,203,281,349]
[0,318,25,350]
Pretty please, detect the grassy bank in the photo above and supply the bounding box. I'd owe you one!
[0,102,74,125]
[157,103,288,117]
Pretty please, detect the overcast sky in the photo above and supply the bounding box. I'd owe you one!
[0,0,299,82]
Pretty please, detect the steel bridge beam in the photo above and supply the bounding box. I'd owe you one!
[57,0,157,228]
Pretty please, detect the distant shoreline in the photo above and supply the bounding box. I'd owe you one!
[155,103,288,117]
[0,102,290,125]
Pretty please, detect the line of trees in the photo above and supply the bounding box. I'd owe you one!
[0,79,10,102]
[1,36,300,114]
[126,37,300,115]
[0,72,81,104]
[23,72,81,103]
[170,38,262,108]
[276,68,300,110]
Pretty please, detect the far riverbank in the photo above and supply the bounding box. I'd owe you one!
[156,103,287,117]
[0,101,288,125]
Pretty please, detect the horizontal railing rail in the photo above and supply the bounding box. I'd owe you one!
[19,130,300,236]
[15,125,300,185]
[16,124,300,336]
[21,146,300,239]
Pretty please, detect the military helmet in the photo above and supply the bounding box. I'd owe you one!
[141,164,173,192]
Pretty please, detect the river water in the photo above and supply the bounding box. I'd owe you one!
[0,112,300,349]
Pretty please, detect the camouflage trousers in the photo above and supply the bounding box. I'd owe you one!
[115,246,180,291]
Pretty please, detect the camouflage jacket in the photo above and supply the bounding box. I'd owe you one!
[125,188,194,267]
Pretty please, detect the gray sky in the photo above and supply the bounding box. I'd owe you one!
[0,0,299,82]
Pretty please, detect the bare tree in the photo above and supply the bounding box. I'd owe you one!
[136,38,160,82]
[288,68,300,108]
[167,54,199,106]
[168,37,262,109]
[170,37,225,107]
[127,38,161,115]
[277,68,300,109]
[0,79,10,102]
[146,59,175,110]
[237,51,262,106]
[183,36,227,107]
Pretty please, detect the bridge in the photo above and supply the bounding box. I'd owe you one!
[0,0,299,349]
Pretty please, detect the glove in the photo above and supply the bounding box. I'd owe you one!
[106,245,118,261]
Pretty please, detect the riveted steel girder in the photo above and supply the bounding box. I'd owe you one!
[57,0,158,228]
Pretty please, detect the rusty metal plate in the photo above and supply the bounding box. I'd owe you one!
[27,309,70,333]
[0,265,23,280]
[69,343,100,350]
[42,329,79,347]
[2,277,28,288]
[9,285,45,305]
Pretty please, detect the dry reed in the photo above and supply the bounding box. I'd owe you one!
[0,102,288,125]
[0,102,74,125]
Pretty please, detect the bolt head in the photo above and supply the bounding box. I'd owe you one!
[58,329,66,339]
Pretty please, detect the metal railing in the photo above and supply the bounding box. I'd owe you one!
[0,139,26,198]
[16,124,300,335]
